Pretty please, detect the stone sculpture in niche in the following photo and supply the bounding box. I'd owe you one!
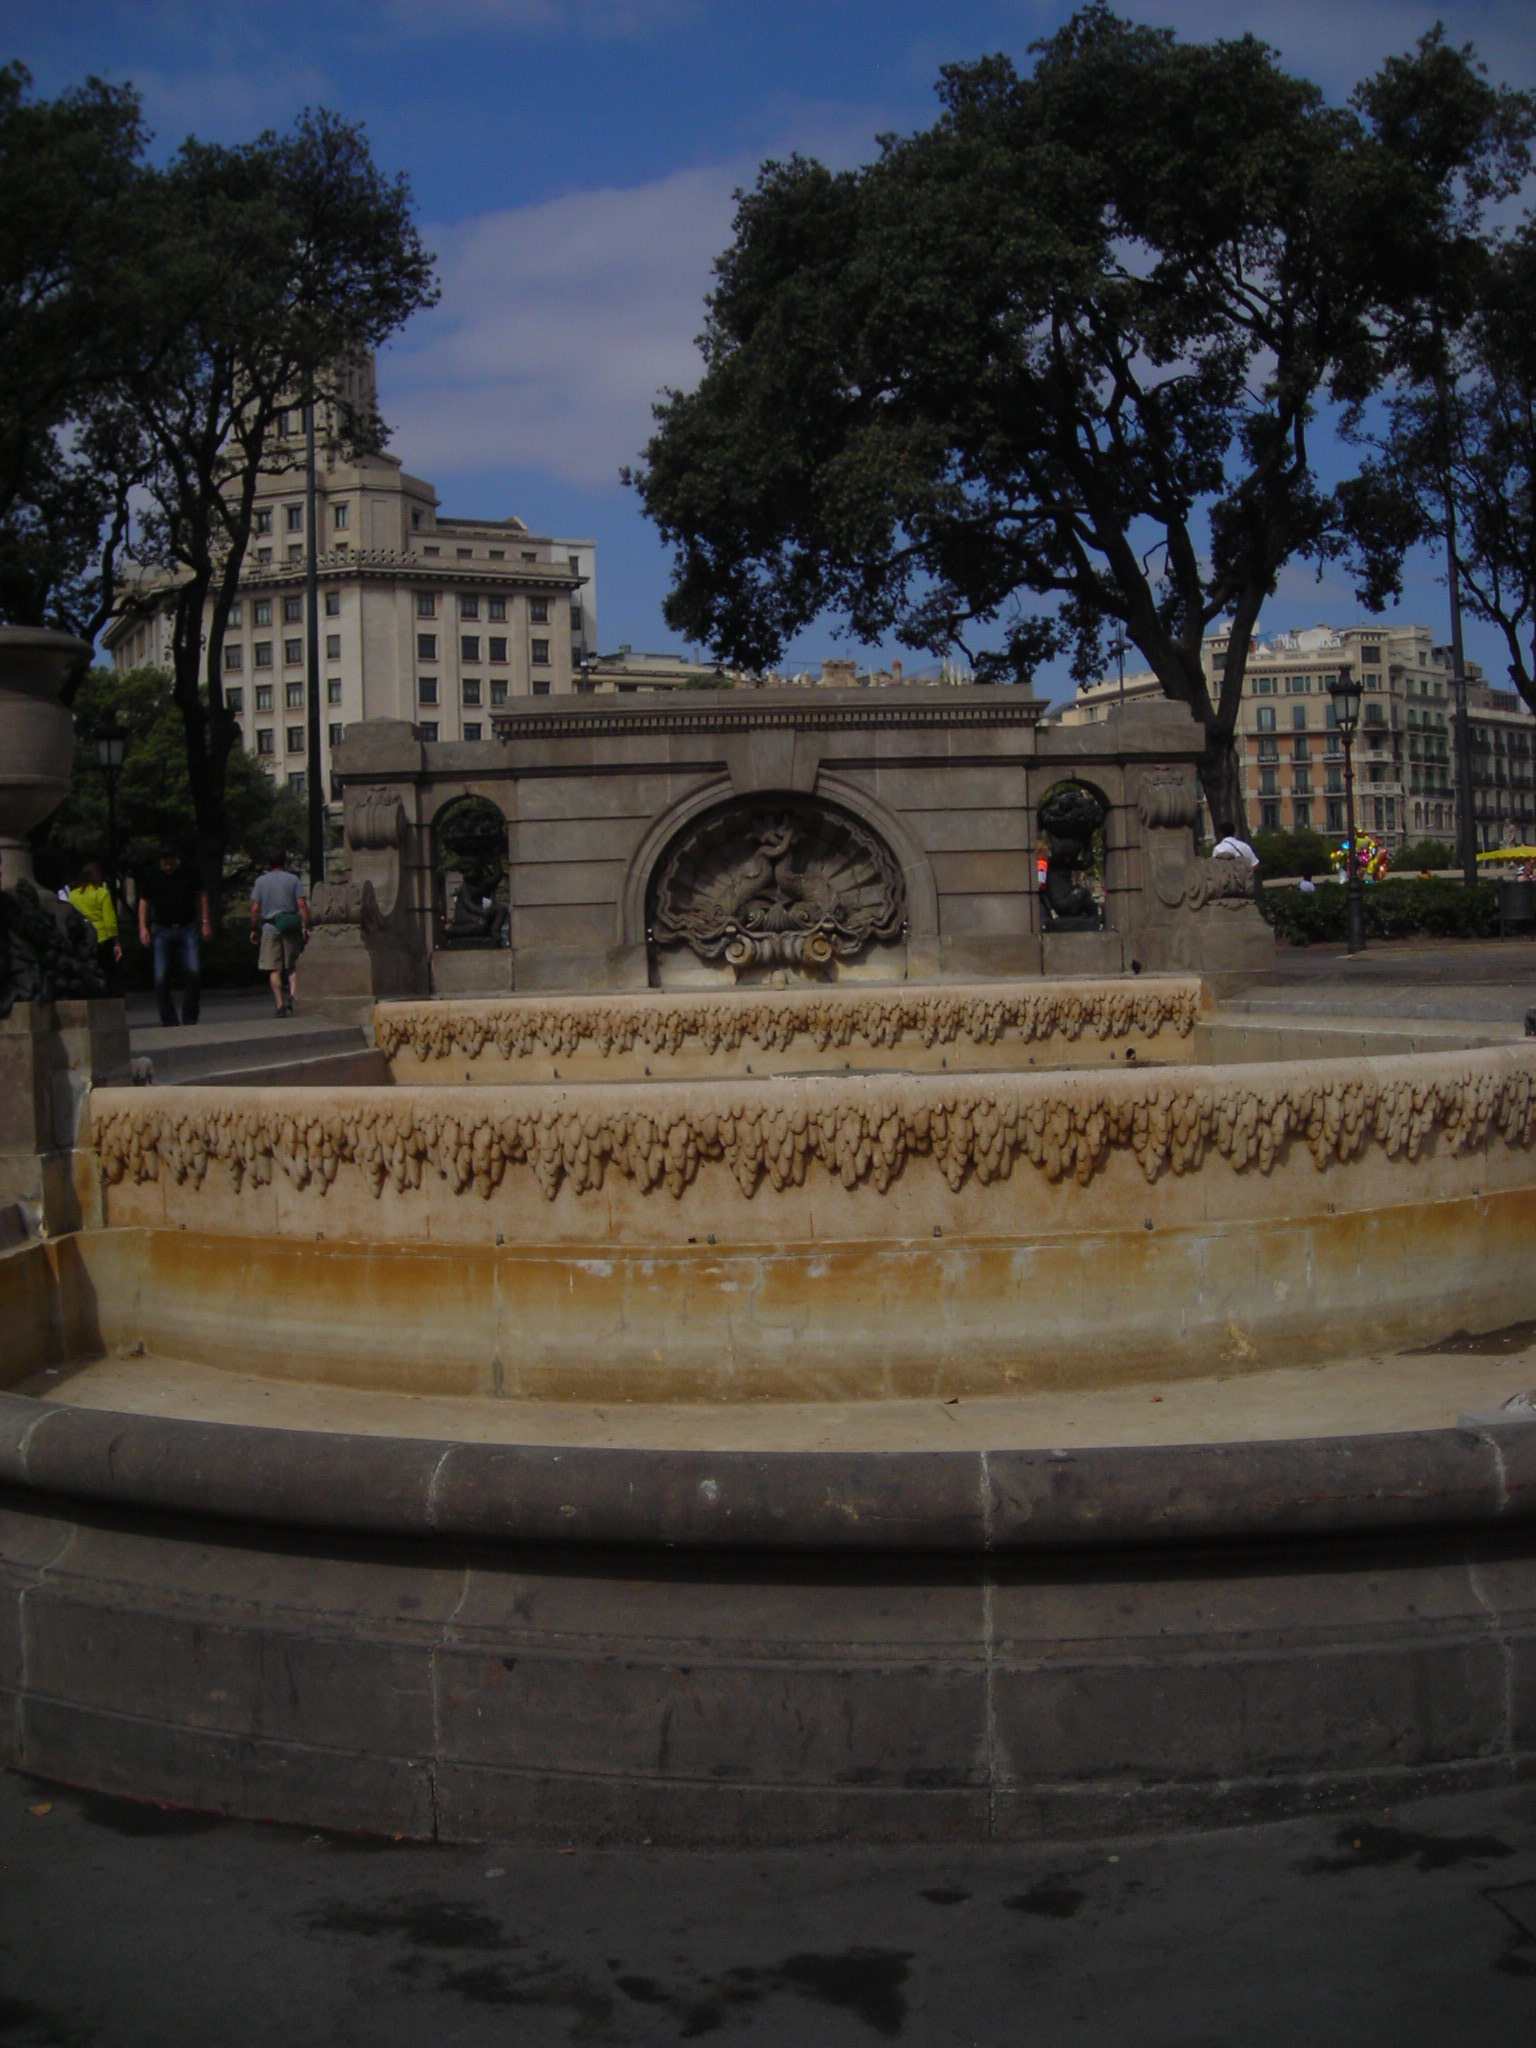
[651,799,905,971]
[1038,784,1107,930]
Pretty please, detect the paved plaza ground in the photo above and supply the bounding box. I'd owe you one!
[1,1766,1533,2045]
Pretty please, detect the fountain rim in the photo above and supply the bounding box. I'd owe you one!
[2,1388,1532,1554]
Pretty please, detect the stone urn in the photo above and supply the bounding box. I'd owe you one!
[0,625,91,888]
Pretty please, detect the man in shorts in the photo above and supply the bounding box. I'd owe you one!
[249,852,311,1016]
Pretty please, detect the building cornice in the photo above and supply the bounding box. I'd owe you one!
[488,685,1044,741]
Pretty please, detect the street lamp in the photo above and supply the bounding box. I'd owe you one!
[1327,668,1366,955]
[94,717,128,920]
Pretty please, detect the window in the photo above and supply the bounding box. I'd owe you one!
[462,678,481,706]
[489,549,504,561]
[521,550,536,563]
[411,509,422,530]
[568,556,579,576]
[488,597,506,621]
[1292,733,1309,759]
[327,678,341,705]
[417,634,437,660]
[328,723,344,749]
[289,772,306,801]
[1292,800,1312,829]
[285,681,303,709]
[326,633,340,659]
[287,544,302,564]
[463,722,482,742]
[461,636,480,662]
[325,592,340,617]
[418,677,438,704]
[1292,704,1308,729]
[257,729,274,755]
[1261,801,1281,832]
[284,638,302,665]
[253,600,272,626]
[284,596,302,623]
[419,720,438,741]
[531,639,549,666]
[254,643,273,669]
[257,547,272,567]
[254,510,273,536]
[228,602,243,627]
[1293,771,1312,796]
[424,545,440,557]
[1327,799,1345,832]
[1361,644,1381,665]
[226,688,243,715]
[255,684,274,711]
[417,593,436,617]
[530,598,548,623]
[571,606,583,632]
[532,678,550,696]
[1257,736,1278,761]
[460,595,479,618]
[490,680,508,706]
[456,547,472,559]
[286,506,303,532]
[333,503,349,531]
[224,645,243,672]
[278,409,296,437]
[488,636,507,663]
[1256,705,1276,732]
[1259,769,1279,796]
[287,727,305,753]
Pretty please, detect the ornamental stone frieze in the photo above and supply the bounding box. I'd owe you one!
[94,1047,1536,1205]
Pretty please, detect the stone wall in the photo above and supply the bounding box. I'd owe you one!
[305,689,1272,1014]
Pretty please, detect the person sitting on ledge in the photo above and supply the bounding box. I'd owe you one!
[138,845,210,1027]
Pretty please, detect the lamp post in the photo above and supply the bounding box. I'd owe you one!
[1328,668,1366,956]
[94,717,128,921]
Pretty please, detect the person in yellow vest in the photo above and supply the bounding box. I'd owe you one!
[67,861,121,993]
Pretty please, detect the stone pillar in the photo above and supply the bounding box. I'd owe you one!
[0,998,130,1240]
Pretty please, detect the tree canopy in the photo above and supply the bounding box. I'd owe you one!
[631,4,1533,826]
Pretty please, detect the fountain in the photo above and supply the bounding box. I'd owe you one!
[2,684,1534,1844]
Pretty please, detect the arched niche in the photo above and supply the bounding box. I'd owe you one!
[639,787,914,990]
[430,792,509,950]
[1033,778,1112,933]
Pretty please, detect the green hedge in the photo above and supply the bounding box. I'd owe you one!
[1262,877,1501,945]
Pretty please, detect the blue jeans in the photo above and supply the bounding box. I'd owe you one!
[152,924,201,1025]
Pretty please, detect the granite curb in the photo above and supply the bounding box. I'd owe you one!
[1,1391,1532,1553]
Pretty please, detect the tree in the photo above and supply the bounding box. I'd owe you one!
[0,64,148,637]
[1370,222,1536,715]
[34,666,306,901]
[98,109,437,910]
[631,5,1528,828]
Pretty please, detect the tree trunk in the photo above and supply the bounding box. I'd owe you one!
[1197,733,1247,843]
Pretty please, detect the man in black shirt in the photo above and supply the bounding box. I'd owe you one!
[137,847,211,1026]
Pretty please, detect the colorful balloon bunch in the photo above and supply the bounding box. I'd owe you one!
[1330,834,1392,882]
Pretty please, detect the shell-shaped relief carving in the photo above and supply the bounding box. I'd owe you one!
[94,1051,1536,1205]
[374,982,1204,1065]
[650,798,905,969]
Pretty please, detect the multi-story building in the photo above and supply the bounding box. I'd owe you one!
[1060,620,1536,851]
[104,358,595,819]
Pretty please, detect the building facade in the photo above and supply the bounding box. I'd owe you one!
[103,372,595,820]
[1062,620,1536,852]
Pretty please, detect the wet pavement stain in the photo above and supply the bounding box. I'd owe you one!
[1004,1882,1088,1919]
[1409,1317,1536,1356]
[52,1787,223,1839]
[605,1946,914,2038]
[306,1896,507,1950]
[1300,1820,1514,1875]
[919,1887,970,1906]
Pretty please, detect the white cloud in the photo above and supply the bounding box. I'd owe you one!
[382,160,745,488]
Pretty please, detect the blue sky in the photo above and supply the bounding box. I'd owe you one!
[7,0,1534,697]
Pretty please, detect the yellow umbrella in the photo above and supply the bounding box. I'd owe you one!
[1476,846,1536,862]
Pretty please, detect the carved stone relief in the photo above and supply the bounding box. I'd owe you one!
[651,799,905,971]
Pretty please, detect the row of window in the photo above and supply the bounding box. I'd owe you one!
[1255,797,1399,835]
[228,594,341,628]
[225,635,342,671]
[252,504,348,536]
[414,635,550,665]
[227,682,344,714]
